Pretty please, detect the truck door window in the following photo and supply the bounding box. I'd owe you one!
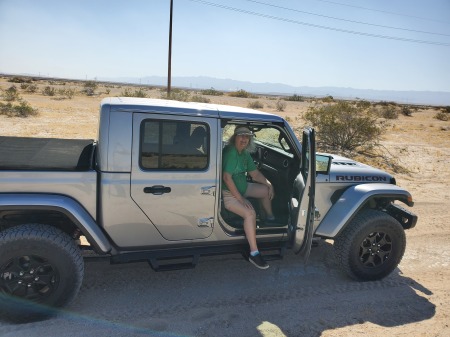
[140,120,209,170]
[223,124,292,156]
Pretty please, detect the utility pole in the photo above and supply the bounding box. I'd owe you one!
[167,0,173,97]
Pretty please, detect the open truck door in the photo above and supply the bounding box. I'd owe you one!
[289,127,316,260]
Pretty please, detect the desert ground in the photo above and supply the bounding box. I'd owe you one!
[0,77,449,337]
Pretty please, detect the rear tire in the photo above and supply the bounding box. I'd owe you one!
[334,209,406,281]
[0,224,84,322]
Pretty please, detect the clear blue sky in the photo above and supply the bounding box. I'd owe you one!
[1,0,449,92]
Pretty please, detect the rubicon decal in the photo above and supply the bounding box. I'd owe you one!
[336,175,387,182]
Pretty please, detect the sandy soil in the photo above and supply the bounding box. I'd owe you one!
[0,77,449,337]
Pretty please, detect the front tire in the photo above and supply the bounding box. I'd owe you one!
[334,209,406,281]
[0,224,84,322]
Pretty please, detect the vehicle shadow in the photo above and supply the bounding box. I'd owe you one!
[0,240,436,337]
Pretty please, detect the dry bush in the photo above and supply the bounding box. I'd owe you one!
[201,88,223,96]
[379,105,399,119]
[276,100,286,112]
[287,94,304,102]
[247,100,264,109]
[161,89,190,102]
[58,88,76,99]
[83,81,98,96]
[0,101,38,117]
[435,112,449,121]
[121,88,147,98]
[190,95,210,103]
[304,101,383,153]
[24,84,38,93]
[42,86,56,96]
[401,106,413,116]
[2,86,20,101]
[7,76,31,84]
[229,89,256,98]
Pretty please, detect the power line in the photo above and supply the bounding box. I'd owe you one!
[310,0,450,25]
[187,0,450,47]
[244,0,450,37]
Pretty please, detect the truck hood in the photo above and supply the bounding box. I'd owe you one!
[321,153,395,184]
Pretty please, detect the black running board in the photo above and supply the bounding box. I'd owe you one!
[110,241,288,271]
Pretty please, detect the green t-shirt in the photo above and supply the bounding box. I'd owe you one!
[222,145,257,195]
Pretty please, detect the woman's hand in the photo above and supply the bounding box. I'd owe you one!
[268,184,275,201]
[249,169,274,200]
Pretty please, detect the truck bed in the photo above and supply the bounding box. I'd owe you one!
[0,136,95,171]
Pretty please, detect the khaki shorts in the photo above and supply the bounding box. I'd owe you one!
[222,183,267,211]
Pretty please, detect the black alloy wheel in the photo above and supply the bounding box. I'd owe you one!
[334,209,406,281]
[0,224,84,322]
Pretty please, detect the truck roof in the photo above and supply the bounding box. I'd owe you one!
[101,97,284,123]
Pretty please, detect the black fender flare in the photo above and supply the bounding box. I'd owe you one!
[315,183,414,238]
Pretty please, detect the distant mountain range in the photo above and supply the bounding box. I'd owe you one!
[102,75,450,106]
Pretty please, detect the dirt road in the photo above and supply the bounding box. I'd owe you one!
[0,217,446,337]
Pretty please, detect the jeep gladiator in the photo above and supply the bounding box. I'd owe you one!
[0,97,417,319]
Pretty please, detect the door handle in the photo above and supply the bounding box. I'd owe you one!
[144,185,171,195]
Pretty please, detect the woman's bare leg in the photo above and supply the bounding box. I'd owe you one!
[245,183,274,218]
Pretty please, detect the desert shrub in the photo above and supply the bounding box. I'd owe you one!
[356,100,371,109]
[58,88,75,99]
[401,106,413,116]
[190,95,210,103]
[276,100,286,112]
[287,94,304,102]
[133,88,147,98]
[83,81,98,96]
[14,101,38,117]
[379,105,398,119]
[24,84,38,93]
[443,106,450,114]
[8,77,31,84]
[247,100,264,109]
[304,102,383,153]
[3,86,20,101]
[0,100,38,117]
[0,102,12,114]
[229,89,256,98]
[435,112,449,121]
[201,87,223,96]
[162,89,190,102]
[321,95,334,103]
[42,86,56,96]
[121,88,132,97]
[105,89,111,94]
[379,101,398,106]
[121,88,147,98]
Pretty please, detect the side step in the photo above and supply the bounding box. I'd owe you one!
[110,242,289,271]
[148,255,200,272]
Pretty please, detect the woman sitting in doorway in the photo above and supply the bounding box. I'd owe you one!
[222,126,276,270]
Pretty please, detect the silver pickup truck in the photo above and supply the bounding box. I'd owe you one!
[0,97,417,320]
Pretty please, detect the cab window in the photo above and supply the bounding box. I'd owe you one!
[223,124,292,156]
[140,119,209,170]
